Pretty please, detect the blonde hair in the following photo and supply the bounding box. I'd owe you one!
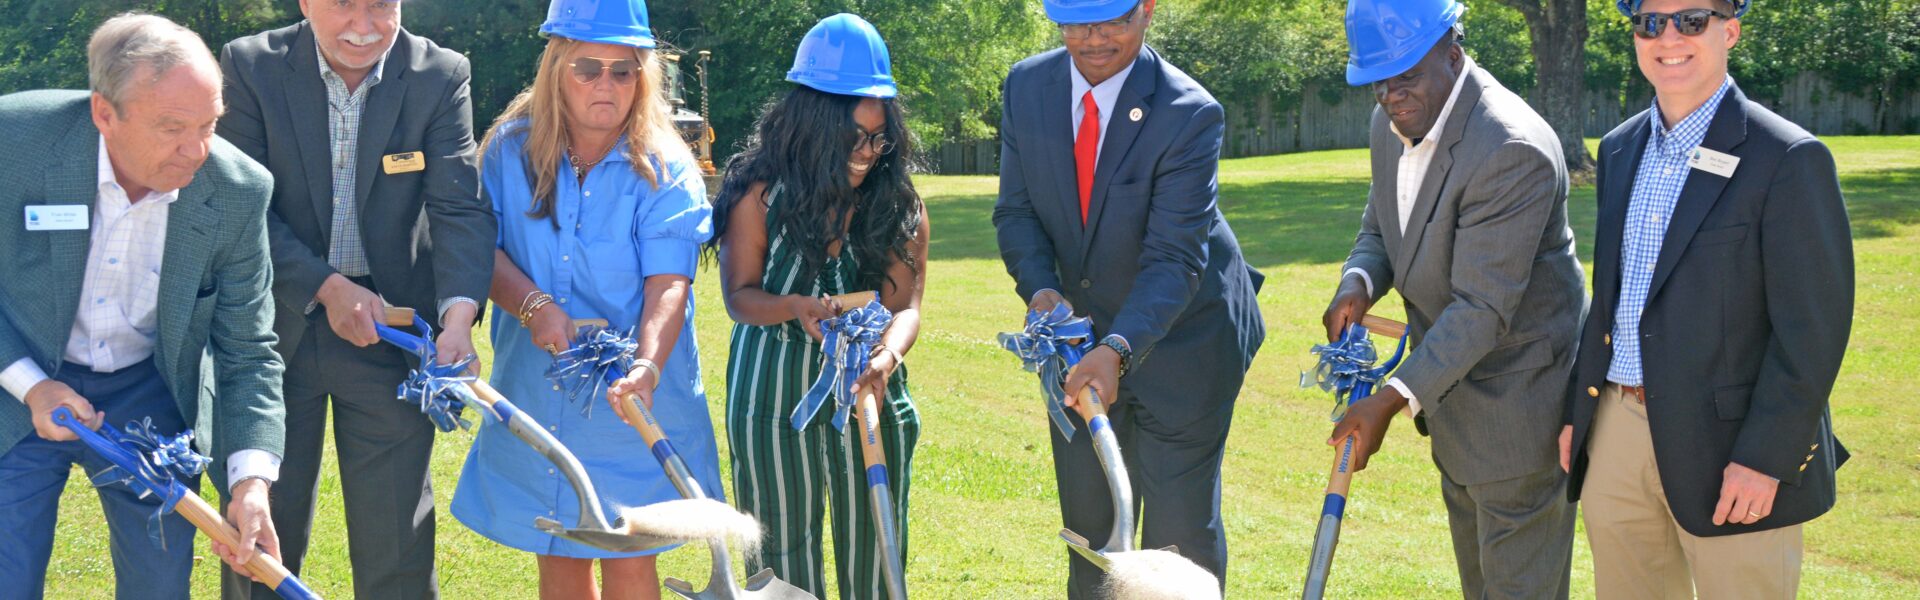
[480,37,692,225]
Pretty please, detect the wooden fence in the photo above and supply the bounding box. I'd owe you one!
[930,71,1919,174]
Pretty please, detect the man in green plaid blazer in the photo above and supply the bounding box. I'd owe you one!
[0,14,286,598]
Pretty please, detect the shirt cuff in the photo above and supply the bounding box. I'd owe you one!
[1386,377,1420,417]
[2,357,50,404]
[438,297,479,323]
[225,449,281,492]
[1343,268,1375,298]
[640,237,700,279]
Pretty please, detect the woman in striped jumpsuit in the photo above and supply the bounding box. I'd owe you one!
[708,15,925,598]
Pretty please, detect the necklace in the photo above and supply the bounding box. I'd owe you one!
[569,144,606,180]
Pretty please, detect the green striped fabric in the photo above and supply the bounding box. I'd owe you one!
[725,183,919,599]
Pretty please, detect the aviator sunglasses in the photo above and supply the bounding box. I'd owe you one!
[1631,8,1731,39]
[568,57,641,86]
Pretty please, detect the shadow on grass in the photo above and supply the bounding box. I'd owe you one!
[924,163,1916,265]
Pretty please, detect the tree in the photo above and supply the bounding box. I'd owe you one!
[1491,0,1595,174]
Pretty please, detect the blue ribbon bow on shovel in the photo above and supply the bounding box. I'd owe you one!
[1302,323,1407,422]
[791,299,892,432]
[546,325,641,418]
[998,304,1094,441]
[374,313,476,432]
[58,414,208,551]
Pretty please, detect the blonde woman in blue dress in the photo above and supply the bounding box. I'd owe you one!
[448,1,722,598]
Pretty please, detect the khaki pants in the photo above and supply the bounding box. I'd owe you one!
[1582,383,1804,600]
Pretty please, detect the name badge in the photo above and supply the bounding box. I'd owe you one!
[1688,147,1740,178]
[382,151,426,174]
[24,205,88,231]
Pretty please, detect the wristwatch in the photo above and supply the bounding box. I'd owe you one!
[1099,334,1133,377]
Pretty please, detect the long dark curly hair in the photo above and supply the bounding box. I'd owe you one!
[708,86,923,294]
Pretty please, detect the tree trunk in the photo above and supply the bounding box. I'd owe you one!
[1496,0,1596,175]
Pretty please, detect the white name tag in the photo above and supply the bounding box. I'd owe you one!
[1688,147,1740,178]
[24,205,88,231]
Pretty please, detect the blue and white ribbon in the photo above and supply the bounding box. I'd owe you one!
[792,300,893,432]
[1301,323,1407,421]
[374,316,476,432]
[546,325,639,418]
[85,418,209,551]
[997,304,1094,441]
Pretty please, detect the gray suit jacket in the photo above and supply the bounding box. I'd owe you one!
[218,22,494,351]
[1343,67,1587,485]
[0,91,286,483]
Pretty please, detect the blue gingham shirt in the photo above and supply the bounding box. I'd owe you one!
[1608,77,1734,386]
[317,38,385,277]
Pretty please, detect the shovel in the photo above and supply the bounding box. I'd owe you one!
[554,325,812,600]
[52,408,322,600]
[1300,314,1408,599]
[1058,385,1137,567]
[851,388,908,600]
[371,308,679,553]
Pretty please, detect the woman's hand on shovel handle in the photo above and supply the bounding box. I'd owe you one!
[1326,387,1408,472]
[606,367,657,426]
[527,302,575,355]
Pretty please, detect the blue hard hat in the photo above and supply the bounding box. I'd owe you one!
[541,0,655,49]
[1043,0,1139,24]
[786,14,897,99]
[1344,0,1466,86]
[1616,0,1748,18]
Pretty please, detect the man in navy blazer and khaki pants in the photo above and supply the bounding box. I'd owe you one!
[1563,1,1852,598]
[994,1,1265,596]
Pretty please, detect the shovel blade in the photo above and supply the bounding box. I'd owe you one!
[1060,528,1116,572]
[663,568,817,600]
[535,517,681,553]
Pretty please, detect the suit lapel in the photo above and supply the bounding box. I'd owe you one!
[1040,58,1078,250]
[46,114,100,339]
[1595,112,1649,320]
[1390,70,1485,280]
[1368,114,1404,260]
[155,183,218,373]
[1645,86,1749,303]
[353,33,409,213]
[1078,46,1157,262]
[286,24,336,236]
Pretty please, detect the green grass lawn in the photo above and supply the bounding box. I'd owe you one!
[45,136,1920,598]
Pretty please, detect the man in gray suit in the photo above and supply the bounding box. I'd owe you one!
[1323,2,1586,597]
[0,13,286,598]
[216,1,494,597]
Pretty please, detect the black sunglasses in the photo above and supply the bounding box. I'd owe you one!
[568,57,641,86]
[852,128,895,155]
[1631,9,1731,39]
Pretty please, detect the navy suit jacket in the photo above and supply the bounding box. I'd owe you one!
[1566,83,1852,537]
[993,46,1264,429]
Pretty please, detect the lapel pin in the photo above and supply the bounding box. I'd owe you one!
[1129,108,1143,122]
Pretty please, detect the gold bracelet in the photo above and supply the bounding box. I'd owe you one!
[872,344,904,368]
[518,289,544,318]
[518,294,554,328]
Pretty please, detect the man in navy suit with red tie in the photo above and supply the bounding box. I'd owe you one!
[993,1,1265,596]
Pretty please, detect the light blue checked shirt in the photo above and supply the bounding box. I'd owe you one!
[316,37,385,278]
[1608,77,1734,386]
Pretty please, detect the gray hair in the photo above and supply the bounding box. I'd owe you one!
[87,13,217,110]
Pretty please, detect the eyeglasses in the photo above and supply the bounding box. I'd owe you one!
[1058,5,1139,41]
[568,57,641,86]
[853,129,895,155]
[1631,9,1731,39]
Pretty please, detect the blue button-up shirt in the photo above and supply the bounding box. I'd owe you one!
[1608,77,1734,386]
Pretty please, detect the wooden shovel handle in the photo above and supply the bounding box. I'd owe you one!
[830,291,878,314]
[381,307,415,326]
[1360,315,1407,339]
[1071,385,1109,422]
[856,390,888,469]
[174,490,302,592]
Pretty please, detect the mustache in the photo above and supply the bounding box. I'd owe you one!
[338,31,384,46]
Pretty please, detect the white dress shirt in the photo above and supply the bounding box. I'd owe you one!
[0,138,280,490]
[1342,55,1475,417]
[1069,58,1137,165]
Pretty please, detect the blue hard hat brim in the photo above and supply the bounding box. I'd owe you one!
[541,22,657,48]
[786,70,898,99]
[1616,0,1748,18]
[1044,0,1138,24]
[1345,9,1461,86]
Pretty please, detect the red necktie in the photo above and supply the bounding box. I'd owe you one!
[1075,90,1099,225]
